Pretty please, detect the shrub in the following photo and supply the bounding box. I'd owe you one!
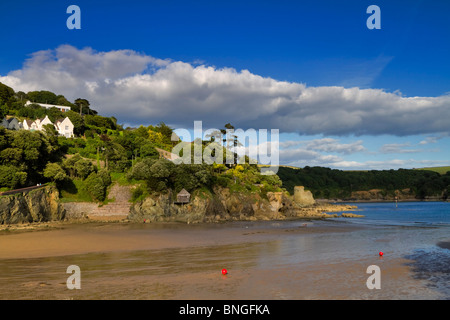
[84,170,111,202]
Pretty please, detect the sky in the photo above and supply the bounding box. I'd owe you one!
[0,0,449,170]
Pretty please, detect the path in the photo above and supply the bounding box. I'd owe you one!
[0,185,45,196]
[88,183,132,221]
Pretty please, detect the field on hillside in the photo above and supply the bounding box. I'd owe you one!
[415,166,450,175]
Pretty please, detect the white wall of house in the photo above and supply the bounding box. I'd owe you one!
[25,100,71,113]
[55,117,74,138]
[36,115,53,130]
[20,116,74,137]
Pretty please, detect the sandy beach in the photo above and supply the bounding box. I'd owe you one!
[0,220,357,259]
[0,219,441,300]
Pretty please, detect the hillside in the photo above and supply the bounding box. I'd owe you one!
[277,166,449,200]
[0,83,284,206]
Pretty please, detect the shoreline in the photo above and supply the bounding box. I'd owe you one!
[1,201,447,300]
[0,218,442,300]
[317,198,448,203]
[0,218,363,260]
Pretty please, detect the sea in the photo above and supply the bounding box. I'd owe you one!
[0,201,449,301]
[330,201,450,299]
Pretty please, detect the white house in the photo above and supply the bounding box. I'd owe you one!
[25,100,71,113]
[21,119,35,130]
[21,115,74,138]
[54,117,74,138]
[35,115,53,130]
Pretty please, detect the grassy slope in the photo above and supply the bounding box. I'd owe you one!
[414,166,450,175]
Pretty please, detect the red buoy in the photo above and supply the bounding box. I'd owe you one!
[221,268,228,275]
[379,251,384,257]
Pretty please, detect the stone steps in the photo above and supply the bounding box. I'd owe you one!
[88,184,132,218]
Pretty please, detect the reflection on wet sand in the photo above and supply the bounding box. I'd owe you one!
[0,221,443,299]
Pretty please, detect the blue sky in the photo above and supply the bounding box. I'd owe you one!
[0,0,449,170]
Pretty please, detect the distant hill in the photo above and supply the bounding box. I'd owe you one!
[276,166,449,200]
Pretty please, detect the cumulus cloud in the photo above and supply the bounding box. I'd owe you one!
[1,45,450,136]
[276,137,366,168]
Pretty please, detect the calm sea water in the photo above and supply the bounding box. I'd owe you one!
[0,201,449,300]
[332,201,450,299]
[339,201,450,228]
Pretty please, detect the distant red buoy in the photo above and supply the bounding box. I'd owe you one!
[221,268,228,275]
[379,251,384,257]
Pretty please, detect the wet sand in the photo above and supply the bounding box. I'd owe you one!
[0,220,357,260]
[0,220,442,300]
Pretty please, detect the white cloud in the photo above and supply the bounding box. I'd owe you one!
[1,45,450,137]
[379,143,421,154]
[419,133,449,145]
[304,138,366,154]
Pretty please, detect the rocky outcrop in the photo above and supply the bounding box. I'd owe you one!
[0,186,65,224]
[294,186,316,206]
[0,183,359,225]
[129,186,359,223]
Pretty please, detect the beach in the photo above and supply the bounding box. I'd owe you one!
[0,214,446,300]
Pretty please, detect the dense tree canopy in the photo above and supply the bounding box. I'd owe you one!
[277,166,450,199]
[0,127,61,187]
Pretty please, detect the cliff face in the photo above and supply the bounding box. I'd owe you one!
[0,184,356,225]
[0,186,65,224]
[129,187,267,223]
[128,186,357,223]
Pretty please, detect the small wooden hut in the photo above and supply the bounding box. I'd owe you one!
[176,188,191,204]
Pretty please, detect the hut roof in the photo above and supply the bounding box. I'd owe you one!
[178,188,190,196]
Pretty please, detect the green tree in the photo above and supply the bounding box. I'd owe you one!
[46,107,64,122]
[56,95,75,107]
[84,170,111,202]
[62,154,83,178]
[27,90,58,104]
[0,148,22,166]
[15,91,28,102]
[65,110,85,136]
[0,165,27,189]
[140,142,158,158]
[84,172,106,201]
[0,82,15,106]
[43,163,67,183]
[74,98,90,116]
[74,158,95,179]
[85,114,117,130]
